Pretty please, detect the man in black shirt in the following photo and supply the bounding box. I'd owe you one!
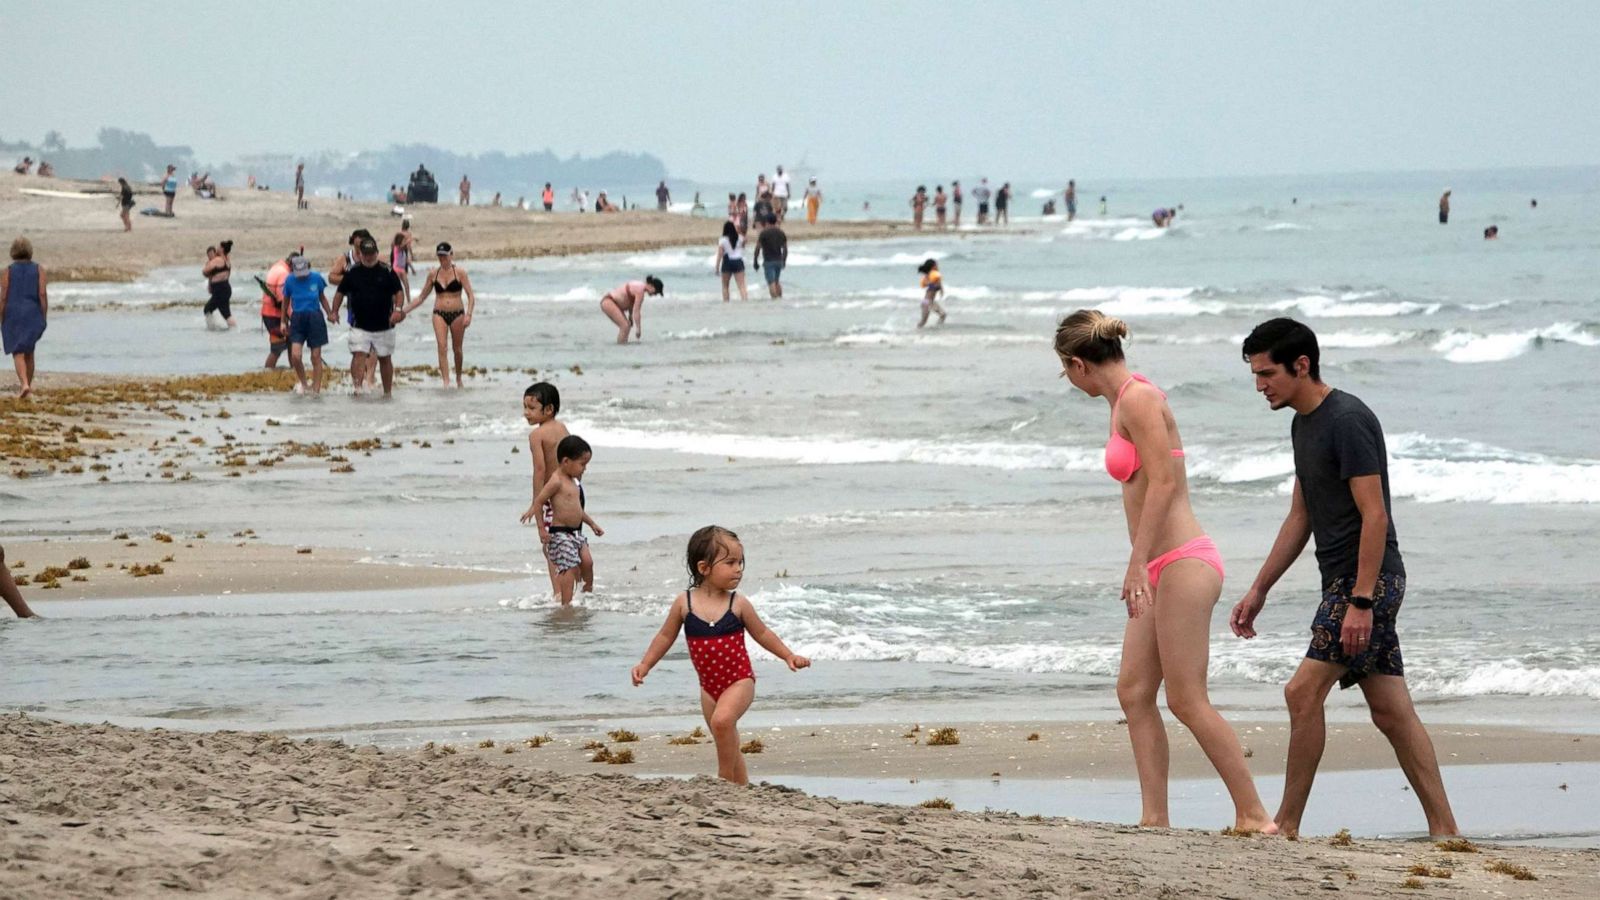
[752,214,788,299]
[1232,318,1458,839]
[331,236,406,396]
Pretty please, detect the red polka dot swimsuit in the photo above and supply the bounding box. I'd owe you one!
[683,589,755,700]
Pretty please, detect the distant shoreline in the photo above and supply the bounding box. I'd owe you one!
[0,172,938,283]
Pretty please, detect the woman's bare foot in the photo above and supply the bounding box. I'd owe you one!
[18,384,32,399]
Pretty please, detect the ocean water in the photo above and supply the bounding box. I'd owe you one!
[4,167,1599,748]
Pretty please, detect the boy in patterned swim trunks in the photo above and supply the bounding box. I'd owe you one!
[1232,318,1459,839]
[531,435,602,606]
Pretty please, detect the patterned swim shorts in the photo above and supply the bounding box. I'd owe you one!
[1306,571,1406,689]
[546,530,586,574]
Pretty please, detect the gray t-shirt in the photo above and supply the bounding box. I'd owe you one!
[1290,389,1405,583]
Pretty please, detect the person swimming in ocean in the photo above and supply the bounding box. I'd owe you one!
[1055,309,1277,835]
[916,258,947,328]
[1483,225,1498,240]
[631,526,810,784]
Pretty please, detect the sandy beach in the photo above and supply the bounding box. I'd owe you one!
[2,715,1595,899]
[0,171,925,282]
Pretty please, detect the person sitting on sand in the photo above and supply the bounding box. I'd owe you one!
[1,237,47,399]
[631,526,810,784]
[529,435,604,606]
[595,191,619,213]
[202,241,237,329]
[0,545,41,618]
[116,177,135,232]
[916,258,946,328]
[1055,310,1277,835]
[13,158,33,175]
[36,161,53,178]
[598,276,663,344]
[715,221,748,302]
[402,241,477,388]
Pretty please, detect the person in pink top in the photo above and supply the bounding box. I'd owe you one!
[1054,308,1276,835]
[599,276,664,344]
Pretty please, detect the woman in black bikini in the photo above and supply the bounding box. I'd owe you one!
[404,241,475,387]
[202,240,236,329]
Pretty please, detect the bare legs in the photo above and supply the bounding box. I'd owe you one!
[119,208,132,232]
[449,315,468,386]
[721,271,748,302]
[12,351,34,398]
[1278,660,1459,837]
[917,299,946,328]
[600,297,631,343]
[699,679,755,784]
[1118,559,1275,831]
[288,344,324,394]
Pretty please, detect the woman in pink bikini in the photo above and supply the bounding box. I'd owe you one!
[1055,309,1276,834]
[599,276,664,344]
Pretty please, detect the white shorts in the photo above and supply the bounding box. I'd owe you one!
[347,327,396,357]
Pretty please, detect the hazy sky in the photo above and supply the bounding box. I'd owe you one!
[6,1,1596,182]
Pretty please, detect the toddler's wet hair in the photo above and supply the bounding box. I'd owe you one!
[686,525,740,587]
[556,435,591,461]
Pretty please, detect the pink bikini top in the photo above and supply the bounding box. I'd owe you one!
[1105,374,1185,483]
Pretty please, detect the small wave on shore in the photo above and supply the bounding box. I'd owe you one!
[1432,322,1600,363]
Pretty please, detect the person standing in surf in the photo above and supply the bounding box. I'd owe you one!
[1438,189,1451,224]
[1,237,47,399]
[714,221,748,302]
[1233,317,1459,839]
[916,259,946,328]
[402,241,476,388]
[1054,310,1277,834]
[598,276,663,343]
[202,241,236,329]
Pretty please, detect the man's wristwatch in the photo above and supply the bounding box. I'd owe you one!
[1348,594,1375,611]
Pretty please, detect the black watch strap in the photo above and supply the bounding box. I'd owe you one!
[1348,594,1375,610]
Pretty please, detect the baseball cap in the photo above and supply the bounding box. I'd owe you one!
[357,236,379,254]
[289,254,309,274]
[435,241,452,255]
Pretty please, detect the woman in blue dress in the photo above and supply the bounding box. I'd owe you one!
[0,237,47,399]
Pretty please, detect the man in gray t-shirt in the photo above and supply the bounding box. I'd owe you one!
[1233,318,1458,840]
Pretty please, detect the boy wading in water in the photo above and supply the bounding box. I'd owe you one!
[528,435,602,606]
[1233,318,1459,838]
[520,383,592,599]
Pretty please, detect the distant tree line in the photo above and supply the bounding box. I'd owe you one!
[1,129,668,200]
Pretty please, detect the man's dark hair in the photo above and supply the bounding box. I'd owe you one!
[523,382,560,414]
[556,434,591,462]
[1242,317,1320,381]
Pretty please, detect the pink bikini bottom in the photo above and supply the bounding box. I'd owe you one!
[1146,536,1225,591]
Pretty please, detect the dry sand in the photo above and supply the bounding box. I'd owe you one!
[2,538,511,601]
[2,715,1593,899]
[0,172,929,282]
[459,720,1600,782]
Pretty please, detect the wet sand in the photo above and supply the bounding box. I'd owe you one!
[0,172,925,282]
[2,715,1594,899]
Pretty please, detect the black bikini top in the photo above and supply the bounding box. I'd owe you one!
[435,266,463,293]
[683,590,742,638]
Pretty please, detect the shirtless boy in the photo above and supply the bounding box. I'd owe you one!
[520,382,592,596]
[529,435,603,605]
